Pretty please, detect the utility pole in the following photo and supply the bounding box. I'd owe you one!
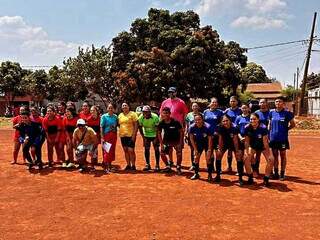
[293,73,296,100]
[296,67,299,90]
[298,12,317,116]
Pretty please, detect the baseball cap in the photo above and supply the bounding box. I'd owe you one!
[168,87,177,93]
[77,119,86,125]
[142,105,151,112]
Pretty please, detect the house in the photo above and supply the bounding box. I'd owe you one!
[245,82,283,102]
[307,85,320,117]
[0,94,32,116]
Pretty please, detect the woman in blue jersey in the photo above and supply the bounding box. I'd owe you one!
[188,114,213,181]
[235,104,251,168]
[216,115,244,186]
[203,97,223,173]
[224,96,242,172]
[244,113,274,186]
[268,97,295,181]
[254,98,270,174]
[185,102,201,171]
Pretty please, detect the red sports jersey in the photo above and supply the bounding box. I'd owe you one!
[87,115,101,140]
[42,115,62,135]
[12,115,22,140]
[63,116,79,136]
[30,115,43,124]
[79,112,92,122]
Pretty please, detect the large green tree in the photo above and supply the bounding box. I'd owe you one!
[0,61,28,106]
[240,62,271,91]
[111,8,247,103]
[24,69,49,105]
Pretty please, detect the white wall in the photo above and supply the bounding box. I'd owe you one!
[308,87,320,117]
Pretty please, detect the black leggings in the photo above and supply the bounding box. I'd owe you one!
[23,142,42,164]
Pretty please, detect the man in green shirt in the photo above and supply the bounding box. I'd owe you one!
[138,105,160,171]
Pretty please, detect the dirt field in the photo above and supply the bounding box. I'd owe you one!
[0,129,319,240]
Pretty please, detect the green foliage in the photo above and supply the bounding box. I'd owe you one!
[0,61,28,106]
[281,85,300,101]
[238,90,255,104]
[240,62,271,91]
[112,8,247,103]
[24,69,49,103]
[307,72,320,90]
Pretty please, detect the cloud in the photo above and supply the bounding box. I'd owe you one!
[0,15,86,65]
[245,0,286,13]
[196,0,236,16]
[231,16,286,29]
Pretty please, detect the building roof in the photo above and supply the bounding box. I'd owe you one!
[246,82,283,93]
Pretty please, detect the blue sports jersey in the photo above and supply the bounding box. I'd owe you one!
[235,114,250,136]
[269,109,294,142]
[188,122,211,147]
[224,107,242,123]
[203,108,223,134]
[255,109,270,126]
[216,123,239,148]
[244,124,268,150]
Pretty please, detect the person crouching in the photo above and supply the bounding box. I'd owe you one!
[73,119,98,173]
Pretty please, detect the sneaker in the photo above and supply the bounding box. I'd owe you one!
[27,163,33,170]
[162,166,171,172]
[207,174,213,182]
[189,165,195,171]
[124,165,131,170]
[190,173,200,180]
[38,163,43,170]
[131,165,136,171]
[154,165,160,172]
[48,161,53,168]
[280,175,285,181]
[104,169,110,174]
[176,166,182,175]
[273,173,279,180]
[169,161,174,167]
[11,160,17,165]
[253,171,259,178]
[143,164,151,171]
[66,162,75,168]
[62,162,67,168]
[79,167,86,173]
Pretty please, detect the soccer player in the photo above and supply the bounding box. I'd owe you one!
[269,96,295,180]
[138,105,160,171]
[254,98,270,174]
[100,103,118,173]
[87,105,101,169]
[57,101,67,164]
[185,102,201,170]
[243,113,274,186]
[189,114,213,181]
[63,107,79,168]
[16,110,44,170]
[118,103,138,170]
[79,101,92,122]
[216,115,244,185]
[224,96,242,172]
[235,104,251,165]
[157,107,184,174]
[203,97,224,173]
[42,105,62,167]
[11,106,26,164]
[73,119,98,173]
[160,87,188,167]
[29,106,45,162]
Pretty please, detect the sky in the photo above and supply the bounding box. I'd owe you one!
[0,0,319,86]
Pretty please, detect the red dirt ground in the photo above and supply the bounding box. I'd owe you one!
[0,129,319,240]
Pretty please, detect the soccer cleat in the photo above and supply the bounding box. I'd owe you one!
[273,173,280,180]
[176,166,182,175]
[27,163,33,170]
[189,165,195,171]
[169,161,174,167]
[11,160,17,165]
[62,162,67,168]
[131,165,136,171]
[48,161,53,168]
[190,173,200,180]
[280,175,285,181]
[213,175,221,183]
[154,165,160,172]
[143,164,151,171]
[247,177,254,185]
[78,167,86,173]
[239,179,244,186]
[66,162,75,168]
[263,176,270,187]
[162,166,171,172]
[124,165,131,170]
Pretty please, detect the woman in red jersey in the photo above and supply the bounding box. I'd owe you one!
[63,106,79,168]
[79,101,92,122]
[87,105,100,170]
[29,106,45,161]
[42,105,62,167]
[11,106,27,164]
[56,101,67,164]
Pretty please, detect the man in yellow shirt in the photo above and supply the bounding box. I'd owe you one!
[73,119,98,172]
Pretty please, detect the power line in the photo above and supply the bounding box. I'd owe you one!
[248,43,306,59]
[259,50,307,64]
[246,38,316,50]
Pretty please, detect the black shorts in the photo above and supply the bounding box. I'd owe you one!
[197,144,209,154]
[269,140,290,150]
[121,137,135,148]
[144,137,159,148]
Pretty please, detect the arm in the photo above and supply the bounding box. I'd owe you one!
[157,127,164,151]
[244,136,250,156]
[288,119,295,130]
[189,133,198,153]
[206,135,213,161]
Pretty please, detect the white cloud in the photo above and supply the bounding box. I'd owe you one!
[231,16,286,29]
[0,16,86,65]
[196,0,236,16]
[245,0,287,13]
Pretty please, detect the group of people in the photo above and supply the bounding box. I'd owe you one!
[11,87,295,187]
